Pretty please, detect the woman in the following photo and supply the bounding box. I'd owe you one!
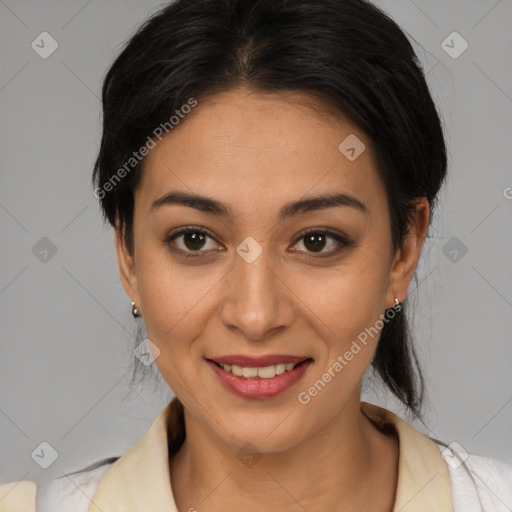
[3,0,511,510]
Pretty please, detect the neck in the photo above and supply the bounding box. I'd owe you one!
[169,393,399,512]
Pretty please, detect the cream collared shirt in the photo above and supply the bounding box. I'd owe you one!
[2,401,511,511]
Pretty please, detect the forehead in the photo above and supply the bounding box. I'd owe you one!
[137,88,386,221]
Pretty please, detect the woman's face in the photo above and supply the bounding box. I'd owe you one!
[116,87,427,452]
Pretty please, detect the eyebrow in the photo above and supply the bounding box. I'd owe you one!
[150,190,368,220]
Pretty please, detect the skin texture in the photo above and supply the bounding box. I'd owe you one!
[115,87,430,511]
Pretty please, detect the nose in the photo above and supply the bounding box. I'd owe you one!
[218,242,295,341]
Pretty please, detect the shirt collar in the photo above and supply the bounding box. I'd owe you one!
[360,402,454,512]
[88,400,453,512]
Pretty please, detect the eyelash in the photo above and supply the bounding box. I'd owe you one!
[162,226,352,260]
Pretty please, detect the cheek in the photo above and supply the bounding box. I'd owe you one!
[135,228,390,380]
[136,243,200,324]
[296,255,389,338]
[294,273,388,413]
[135,247,222,362]
[290,253,390,393]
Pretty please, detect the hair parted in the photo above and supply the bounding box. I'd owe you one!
[92,0,447,424]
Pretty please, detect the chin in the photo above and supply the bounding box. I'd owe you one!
[217,414,307,455]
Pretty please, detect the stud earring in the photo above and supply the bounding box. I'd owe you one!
[131,301,141,318]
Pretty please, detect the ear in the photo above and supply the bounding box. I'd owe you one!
[386,197,430,308]
[114,221,141,313]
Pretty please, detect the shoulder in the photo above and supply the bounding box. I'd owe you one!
[36,457,119,512]
[434,441,512,512]
[0,480,37,511]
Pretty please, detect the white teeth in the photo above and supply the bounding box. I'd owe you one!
[257,365,276,378]
[230,364,242,376]
[242,367,258,378]
[275,364,287,375]
[220,361,302,379]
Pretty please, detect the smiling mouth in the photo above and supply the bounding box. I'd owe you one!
[207,358,313,379]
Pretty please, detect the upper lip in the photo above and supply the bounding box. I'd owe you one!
[207,354,312,367]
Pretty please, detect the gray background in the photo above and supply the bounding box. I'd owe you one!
[1,0,511,486]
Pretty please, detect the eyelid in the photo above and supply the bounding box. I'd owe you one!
[292,226,351,244]
[163,226,352,258]
[164,225,217,243]
[162,226,222,257]
[289,227,352,258]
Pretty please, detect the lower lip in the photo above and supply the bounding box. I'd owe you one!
[207,359,313,399]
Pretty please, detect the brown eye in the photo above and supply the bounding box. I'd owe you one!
[163,227,220,258]
[181,232,208,251]
[292,229,351,257]
[303,233,328,252]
